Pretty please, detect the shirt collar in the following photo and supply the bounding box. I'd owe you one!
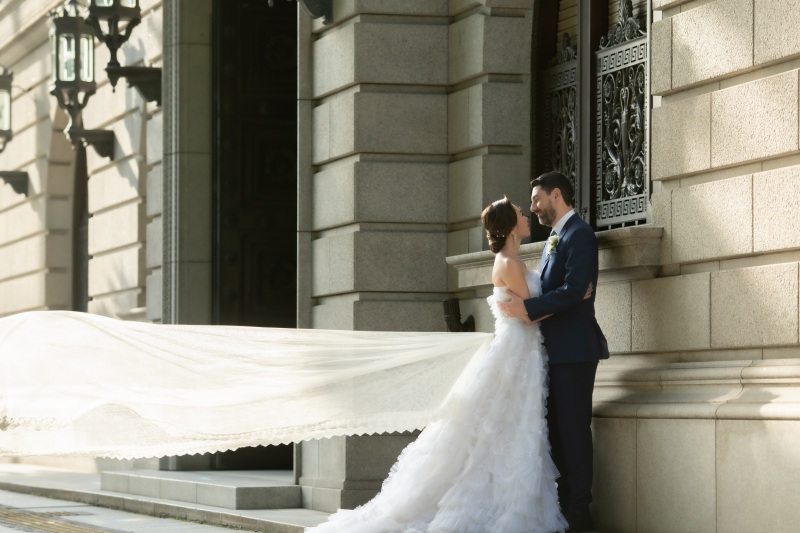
[551,209,576,237]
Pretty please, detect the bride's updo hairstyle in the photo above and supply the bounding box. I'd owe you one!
[481,197,517,253]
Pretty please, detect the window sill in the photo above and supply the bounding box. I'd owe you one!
[446,225,664,289]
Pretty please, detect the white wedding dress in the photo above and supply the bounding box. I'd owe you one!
[306,272,567,533]
[0,273,564,532]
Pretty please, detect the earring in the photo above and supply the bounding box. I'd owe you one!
[512,233,517,246]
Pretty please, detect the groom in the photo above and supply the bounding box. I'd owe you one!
[498,171,609,532]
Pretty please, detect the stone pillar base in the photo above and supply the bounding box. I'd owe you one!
[297,432,419,513]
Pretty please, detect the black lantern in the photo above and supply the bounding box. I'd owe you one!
[86,0,161,105]
[0,67,12,153]
[49,0,114,158]
[0,67,29,196]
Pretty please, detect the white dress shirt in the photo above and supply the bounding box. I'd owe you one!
[551,209,577,237]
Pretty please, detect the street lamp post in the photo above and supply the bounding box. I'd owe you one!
[49,0,114,159]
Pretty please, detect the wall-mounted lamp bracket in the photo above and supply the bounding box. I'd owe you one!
[106,65,162,106]
[86,13,141,72]
[442,298,476,333]
[68,128,115,159]
[269,0,332,24]
[298,0,332,24]
[0,171,30,196]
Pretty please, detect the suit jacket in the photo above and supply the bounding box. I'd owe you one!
[525,214,610,365]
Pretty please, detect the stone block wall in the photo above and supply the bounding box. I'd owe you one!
[82,0,162,320]
[0,0,162,320]
[647,0,800,359]
[583,1,800,531]
[0,1,74,316]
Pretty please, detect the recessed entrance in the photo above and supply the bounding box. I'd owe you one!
[211,0,298,471]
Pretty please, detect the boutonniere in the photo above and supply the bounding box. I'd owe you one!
[546,234,559,256]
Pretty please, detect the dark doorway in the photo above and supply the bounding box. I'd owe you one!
[212,0,297,470]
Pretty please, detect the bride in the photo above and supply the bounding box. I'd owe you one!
[306,197,575,533]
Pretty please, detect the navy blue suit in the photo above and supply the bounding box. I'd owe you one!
[524,213,609,518]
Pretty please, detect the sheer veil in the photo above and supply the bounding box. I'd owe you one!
[0,311,492,459]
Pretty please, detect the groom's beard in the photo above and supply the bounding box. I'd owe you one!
[537,205,558,227]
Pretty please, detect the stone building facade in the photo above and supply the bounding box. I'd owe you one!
[1,0,799,531]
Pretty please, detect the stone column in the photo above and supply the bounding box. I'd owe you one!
[296,0,450,512]
[161,0,213,326]
[296,0,535,512]
[159,0,214,470]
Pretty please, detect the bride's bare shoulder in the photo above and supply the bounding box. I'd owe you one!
[492,254,527,286]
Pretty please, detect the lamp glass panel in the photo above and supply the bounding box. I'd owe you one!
[79,35,94,82]
[51,34,58,84]
[59,34,76,82]
[121,0,137,7]
[0,91,10,131]
[94,0,114,6]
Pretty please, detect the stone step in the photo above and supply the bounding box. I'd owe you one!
[100,469,301,510]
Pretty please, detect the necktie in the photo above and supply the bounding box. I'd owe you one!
[541,230,556,276]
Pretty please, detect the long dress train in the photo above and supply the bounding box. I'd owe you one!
[306,272,567,533]
[0,312,492,459]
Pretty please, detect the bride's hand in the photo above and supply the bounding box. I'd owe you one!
[584,282,594,300]
[496,289,527,318]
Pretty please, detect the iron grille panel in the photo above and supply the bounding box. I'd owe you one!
[544,58,578,203]
[595,37,649,228]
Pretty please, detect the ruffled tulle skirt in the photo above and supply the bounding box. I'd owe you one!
[306,313,567,533]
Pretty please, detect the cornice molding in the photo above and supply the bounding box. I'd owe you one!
[0,0,61,67]
[594,358,800,421]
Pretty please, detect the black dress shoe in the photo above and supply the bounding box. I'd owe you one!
[564,510,597,532]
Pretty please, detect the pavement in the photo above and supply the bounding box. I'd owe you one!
[0,489,249,532]
[0,463,329,533]
[0,464,604,532]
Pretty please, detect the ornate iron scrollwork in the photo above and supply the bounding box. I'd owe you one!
[442,298,475,333]
[595,32,648,227]
[601,64,646,200]
[551,33,577,66]
[550,85,577,190]
[599,0,646,50]
[544,34,578,200]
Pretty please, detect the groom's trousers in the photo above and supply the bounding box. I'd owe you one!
[546,361,598,516]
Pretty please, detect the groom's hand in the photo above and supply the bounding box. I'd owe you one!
[497,290,528,319]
